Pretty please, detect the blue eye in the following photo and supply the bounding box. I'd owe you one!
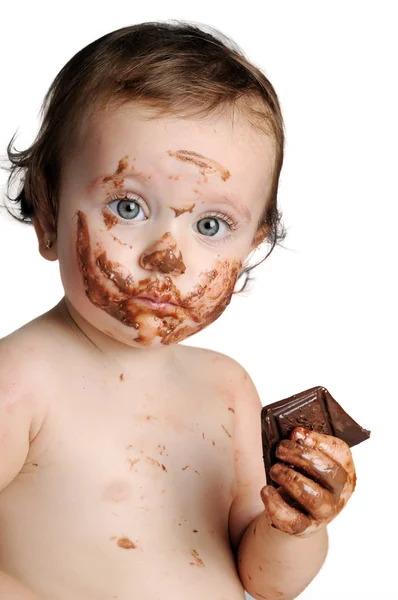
[108,195,146,221]
[116,199,140,219]
[194,212,235,239]
[197,217,221,237]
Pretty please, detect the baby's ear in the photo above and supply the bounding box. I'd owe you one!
[31,214,58,262]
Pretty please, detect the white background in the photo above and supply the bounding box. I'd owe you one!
[0,1,396,598]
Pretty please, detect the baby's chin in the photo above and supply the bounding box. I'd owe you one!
[66,297,202,349]
[100,316,196,348]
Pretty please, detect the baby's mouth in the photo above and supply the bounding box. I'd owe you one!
[133,296,182,312]
[135,291,178,305]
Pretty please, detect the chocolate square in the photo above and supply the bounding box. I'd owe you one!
[261,386,370,487]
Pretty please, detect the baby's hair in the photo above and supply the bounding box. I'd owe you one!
[2,20,287,292]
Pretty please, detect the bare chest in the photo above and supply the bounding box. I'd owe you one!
[0,366,242,599]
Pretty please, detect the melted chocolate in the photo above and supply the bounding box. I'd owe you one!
[103,155,130,183]
[102,209,119,230]
[117,537,136,549]
[75,210,240,345]
[141,232,186,274]
[168,150,231,181]
[169,203,196,218]
[261,386,371,487]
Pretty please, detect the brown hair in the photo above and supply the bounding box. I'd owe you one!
[2,21,286,292]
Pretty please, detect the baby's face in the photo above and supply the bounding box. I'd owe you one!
[56,104,274,347]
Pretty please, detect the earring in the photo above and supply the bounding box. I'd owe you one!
[46,239,52,249]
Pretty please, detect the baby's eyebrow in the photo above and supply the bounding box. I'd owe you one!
[88,171,148,192]
[199,194,252,223]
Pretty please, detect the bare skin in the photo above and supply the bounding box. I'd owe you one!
[1,108,272,598]
[0,301,245,600]
[0,106,359,600]
[0,105,261,597]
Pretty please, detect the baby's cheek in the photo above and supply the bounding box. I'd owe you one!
[57,237,82,299]
[66,209,242,345]
[183,259,241,326]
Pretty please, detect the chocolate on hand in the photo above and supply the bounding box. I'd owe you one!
[261,386,370,489]
[259,387,370,536]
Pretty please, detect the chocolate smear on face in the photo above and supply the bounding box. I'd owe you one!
[103,155,130,183]
[169,203,196,218]
[75,210,240,345]
[252,223,270,247]
[111,235,131,248]
[102,209,119,230]
[141,233,186,274]
[115,156,129,176]
[168,150,230,181]
[101,208,132,246]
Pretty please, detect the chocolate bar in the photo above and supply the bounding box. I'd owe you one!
[261,386,370,487]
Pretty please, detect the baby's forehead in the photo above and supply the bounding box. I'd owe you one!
[83,106,272,167]
[67,105,274,207]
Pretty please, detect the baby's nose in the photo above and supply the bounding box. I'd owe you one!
[139,233,186,275]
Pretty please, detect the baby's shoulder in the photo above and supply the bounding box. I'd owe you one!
[0,314,59,440]
[0,313,59,399]
[177,344,249,385]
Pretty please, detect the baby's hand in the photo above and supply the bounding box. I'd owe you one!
[260,427,357,537]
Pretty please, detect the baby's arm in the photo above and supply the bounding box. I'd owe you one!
[227,360,328,600]
[0,346,47,600]
[237,510,328,600]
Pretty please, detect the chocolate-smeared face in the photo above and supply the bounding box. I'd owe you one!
[56,105,275,347]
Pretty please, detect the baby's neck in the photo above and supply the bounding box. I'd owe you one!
[50,297,179,374]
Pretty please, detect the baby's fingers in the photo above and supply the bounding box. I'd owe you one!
[276,439,347,497]
[291,427,355,483]
[261,485,311,535]
[270,463,336,521]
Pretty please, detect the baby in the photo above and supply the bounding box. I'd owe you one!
[0,22,357,600]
